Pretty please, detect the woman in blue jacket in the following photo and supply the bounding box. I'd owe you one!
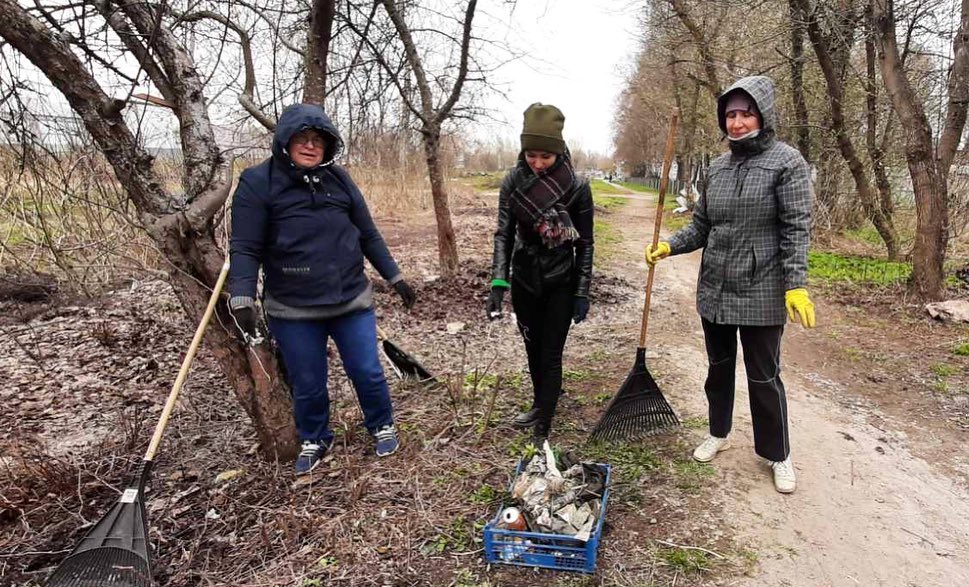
[228,104,415,474]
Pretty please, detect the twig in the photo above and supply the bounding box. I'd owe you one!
[900,527,934,546]
[655,539,728,559]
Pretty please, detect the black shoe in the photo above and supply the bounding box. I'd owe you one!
[513,407,540,428]
[532,422,550,445]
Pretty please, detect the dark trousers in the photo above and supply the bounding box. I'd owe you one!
[268,308,394,445]
[512,283,573,430]
[701,318,789,462]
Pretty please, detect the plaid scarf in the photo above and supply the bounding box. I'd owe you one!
[509,154,579,248]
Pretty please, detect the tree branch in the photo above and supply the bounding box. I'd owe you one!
[179,9,275,131]
[434,0,477,124]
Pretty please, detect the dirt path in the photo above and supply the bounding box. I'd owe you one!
[605,190,969,587]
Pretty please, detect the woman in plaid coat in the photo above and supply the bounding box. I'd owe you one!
[645,76,815,494]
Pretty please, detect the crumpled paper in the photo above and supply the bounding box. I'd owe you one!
[509,441,605,541]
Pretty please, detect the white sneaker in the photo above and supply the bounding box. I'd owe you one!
[771,457,797,493]
[692,435,730,463]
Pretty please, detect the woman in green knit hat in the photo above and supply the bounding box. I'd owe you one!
[487,102,595,443]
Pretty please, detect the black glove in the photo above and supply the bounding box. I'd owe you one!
[573,297,590,324]
[230,305,260,343]
[486,287,506,320]
[393,279,416,309]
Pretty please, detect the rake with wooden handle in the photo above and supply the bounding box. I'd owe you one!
[45,261,230,587]
[589,109,681,442]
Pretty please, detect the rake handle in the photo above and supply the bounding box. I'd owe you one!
[144,260,230,462]
[640,108,680,348]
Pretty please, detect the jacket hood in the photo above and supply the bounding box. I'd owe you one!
[717,76,778,136]
[272,104,344,169]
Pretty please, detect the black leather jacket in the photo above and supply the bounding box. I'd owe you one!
[491,172,594,297]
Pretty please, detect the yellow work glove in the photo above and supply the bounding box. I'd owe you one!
[785,288,816,328]
[645,241,671,266]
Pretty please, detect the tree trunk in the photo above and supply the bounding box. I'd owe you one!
[864,2,895,220]
[304,0,336,104]
[422,124,459,276]
[872,0,952,299]
[788,0,812,160]
[379,0,475,277]
[797,0,900,259]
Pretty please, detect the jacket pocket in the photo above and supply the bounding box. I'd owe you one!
[540,245,574,288]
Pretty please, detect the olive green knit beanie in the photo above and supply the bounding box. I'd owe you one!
[520,103,566,154]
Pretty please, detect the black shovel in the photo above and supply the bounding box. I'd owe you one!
[376,325,435,383]
[590,109,681,442]
[45,260,230,587]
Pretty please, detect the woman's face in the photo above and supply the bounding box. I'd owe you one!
[725,110,761,139]
[524,150,557,174]
[288,129,327,168]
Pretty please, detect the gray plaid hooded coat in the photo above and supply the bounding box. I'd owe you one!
[668,76,813,326]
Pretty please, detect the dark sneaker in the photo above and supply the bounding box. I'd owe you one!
[513,407,540,428]
[374,424,399,457]
[295,440,329,475]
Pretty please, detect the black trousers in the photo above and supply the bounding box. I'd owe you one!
[512,282,573,431]
[701,318,789,462]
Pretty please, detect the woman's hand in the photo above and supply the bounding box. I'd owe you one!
[784,288,816,328]
[486,287,506,320]
[645,242,671,266]
[393,280,416,309]
[573,297,590,323]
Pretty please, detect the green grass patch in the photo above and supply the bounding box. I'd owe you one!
[593,194,628,212]
[931,362,960,377]
[460,172,504,191]
[953,342,969,357]
[664,211,691,232]
[563,368,598,383]
[618,181,658,193]
[673,458,716,493]
[468,484,507,506]
[593,218,622,265]
[421,515,482,554]
[682,416,708,430]
[808,251,911,285]
[590,178,627,195]
[847,223,886,246]
[593,392,612,405]
[659,545,712,574]
[583,442,661,483]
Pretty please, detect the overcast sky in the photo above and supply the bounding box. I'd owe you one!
[476,1,645,155]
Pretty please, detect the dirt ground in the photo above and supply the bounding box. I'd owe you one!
[2,181,969,586]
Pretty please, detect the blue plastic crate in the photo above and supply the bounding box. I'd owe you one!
[483,463,611,574]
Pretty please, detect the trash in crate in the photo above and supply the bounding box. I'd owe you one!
[484,441,611,573]
[508,441,607,541]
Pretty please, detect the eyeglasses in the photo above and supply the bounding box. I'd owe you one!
[290,132,326,148]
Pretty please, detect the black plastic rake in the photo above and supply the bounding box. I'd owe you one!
[376,325,435,383]
[590,109,681,442]
[45,261,230,587]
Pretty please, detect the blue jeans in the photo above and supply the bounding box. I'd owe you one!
[268,308,394,445]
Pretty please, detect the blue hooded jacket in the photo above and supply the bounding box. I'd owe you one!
[228,104,401,307]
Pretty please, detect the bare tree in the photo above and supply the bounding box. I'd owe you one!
[795,0,901,259]
[342,0,480,277]
[0,0,298,458]
[871,0,969,299]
